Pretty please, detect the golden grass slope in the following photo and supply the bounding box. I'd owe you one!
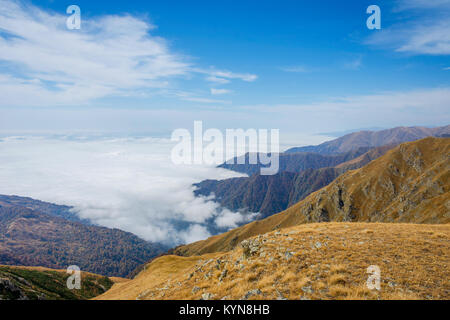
[96,222,450,300]
[173,137,450,256]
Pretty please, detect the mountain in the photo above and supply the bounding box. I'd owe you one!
[0,265,117,300]
[0,202,166,277]
[97,222,450,300]
[285,125,450,155]
[219,147,372,176]
[195,145,394,218]
[0,195,89,224]
[174,137,450,256]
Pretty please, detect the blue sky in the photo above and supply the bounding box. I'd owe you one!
[0,0,449,136]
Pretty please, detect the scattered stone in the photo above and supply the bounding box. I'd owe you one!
[301,286,314,294]
[191,286,200,294]
[314,241,322,249]
[201,293,214,300]
[219,269,228,282]
[285,251,293,260]
[242,289,262,300]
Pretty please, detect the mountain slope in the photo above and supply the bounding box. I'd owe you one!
[97,222,450,300]
[286,125,449,155]
[0,204,166,277]
[0,265,116,300]
[0,195,89,224]
[195,145,395,218]
[219,147,371,176]
[174,137,450,256]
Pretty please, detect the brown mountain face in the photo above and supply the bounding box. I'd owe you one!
[286,125,450,155]
[0,204,165,277]
[174,137,450,256]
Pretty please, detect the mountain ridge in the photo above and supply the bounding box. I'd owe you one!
[0,203,166,277]
[174,137,450,257]
[285,125,450,155]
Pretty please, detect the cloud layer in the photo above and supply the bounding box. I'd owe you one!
[367,0,450,55]
[0,135,253,245]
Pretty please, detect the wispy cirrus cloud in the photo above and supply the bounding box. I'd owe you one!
[199,68,257,84]
[280,66,308,73]
[210,88,232,95]
[366,0,450,55]
[0,0,256,107]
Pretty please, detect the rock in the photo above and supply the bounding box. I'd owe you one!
[314,241,322,249]
[201,293,214,300]
[285,251,293,260]
[240,239,261,259]
[219,269,228,282]
[0,278,27,300]
[191,286,200,294]
[242,289,262,300]
[301,286,314,294]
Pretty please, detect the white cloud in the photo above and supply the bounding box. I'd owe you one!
[206,76,231,84]
[178,224,212,244]
[280,66,308,73]
[443,67,450,70]
[343,57,362,70]
[214,209,259,229]
[0,0,256,106]
[0,136,250,245]
[367,1,450,55]
[210,88,231,95]
[200,68,257,84]
[395,0,450,10]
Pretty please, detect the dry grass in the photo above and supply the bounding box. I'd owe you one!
[96,222,450,300]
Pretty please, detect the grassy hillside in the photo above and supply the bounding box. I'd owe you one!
[0,265,117,300]
[174,137,449,256]
[96,223,449,300]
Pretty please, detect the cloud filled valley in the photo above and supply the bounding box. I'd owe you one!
[0,135,255,245]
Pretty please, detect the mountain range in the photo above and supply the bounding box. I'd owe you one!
[285,125,450,154]
[175,137,450,256]
[0,196,166,277]
[196,145,394,218]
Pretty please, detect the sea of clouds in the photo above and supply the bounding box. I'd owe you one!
[0,134,330,246]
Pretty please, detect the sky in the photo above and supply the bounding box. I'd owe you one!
[0,0,449,136]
